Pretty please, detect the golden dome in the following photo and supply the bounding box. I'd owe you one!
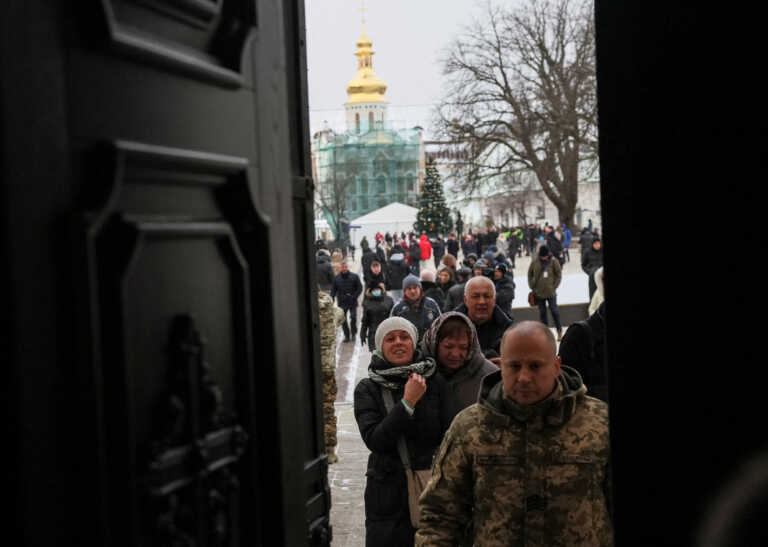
[345,31,388,105]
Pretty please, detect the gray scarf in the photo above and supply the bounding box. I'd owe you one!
[367,351,437,391]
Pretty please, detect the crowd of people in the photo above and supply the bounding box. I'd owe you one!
[316,221,608,546]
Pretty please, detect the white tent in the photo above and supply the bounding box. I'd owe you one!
[349,202,418,249]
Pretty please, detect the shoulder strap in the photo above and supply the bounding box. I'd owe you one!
[381,388,413,470]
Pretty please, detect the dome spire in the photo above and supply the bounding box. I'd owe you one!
[345,1,388,105]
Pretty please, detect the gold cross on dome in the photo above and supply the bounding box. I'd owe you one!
[358,0,368,30]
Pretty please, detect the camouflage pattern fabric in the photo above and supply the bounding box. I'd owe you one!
[415,368,613,546]
[318,290,344,463]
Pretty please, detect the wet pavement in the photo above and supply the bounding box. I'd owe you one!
[328,246,590,545]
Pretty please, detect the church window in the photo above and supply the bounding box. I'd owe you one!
[359,176,368,195]
[377,177,386,194]
[355,113,360,132]
[369,112,374,127]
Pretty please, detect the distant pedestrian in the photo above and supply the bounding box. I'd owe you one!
[581,237,603,300]
[360,284,395,352]
[418,234,433,272]
[432,234,445,268]
[446,232,460,258]
[330,261,363,343]
[528,245,563,341]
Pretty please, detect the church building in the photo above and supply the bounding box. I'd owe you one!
[312,23,424,240]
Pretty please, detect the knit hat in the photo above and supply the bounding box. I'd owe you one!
[483,251,495,262]
[495,262,508,276]
[420,269,436,283]
[375,317,419,353]
[402,274,422,289]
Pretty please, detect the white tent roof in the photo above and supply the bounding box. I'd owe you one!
[348,203,418,258]
[350,202,418,225]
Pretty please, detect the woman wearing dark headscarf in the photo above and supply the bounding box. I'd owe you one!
[420,311,499,410]
[354,317,459,546]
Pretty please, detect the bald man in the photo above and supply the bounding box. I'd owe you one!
[416,321,613,546]
[455,275,513,362]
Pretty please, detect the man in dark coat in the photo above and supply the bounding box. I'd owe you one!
[493,263,515,317]
[558,301,607,402]
[420,311,498,410]
[390,274,441,342]
[330,261,363,342]
[581,237,603,299]
[446,233,460,258]
[454,276,513,362]
[432,235,445,268]
[386,252,410,302]
[545,225,564,265]
[316,249,335,292]
[408,239,422,275]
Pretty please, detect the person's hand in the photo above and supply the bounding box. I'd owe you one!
[403,373,427,406]
[489,357,501,367]
[359,332,367,346]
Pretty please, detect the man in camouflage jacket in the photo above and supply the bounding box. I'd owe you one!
[317,290,345,464]
[416,321,613,546]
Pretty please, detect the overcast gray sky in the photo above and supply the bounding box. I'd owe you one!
[304,0,492,140]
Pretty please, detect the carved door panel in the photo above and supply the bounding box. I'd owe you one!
[1,1,327,546]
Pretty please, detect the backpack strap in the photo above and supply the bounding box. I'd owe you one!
[381,388,413,470]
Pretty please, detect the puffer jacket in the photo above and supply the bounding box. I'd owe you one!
[420,311,499,410]
[494,275,515,316]
[416,366,613,547]
[360,290,395,351]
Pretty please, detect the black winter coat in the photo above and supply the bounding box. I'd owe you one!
[386,254,410,290]
[581,247,603,277]
[421,280,446,312]
[446,238,459,257]
[432,238,445,259]
[315,254,334,291]
[444,281,466,312]
[455,303,513,356]
[360,294,395,351]
[558,302,607,401]
[361,249,377,278]
[354,354,459,547]
[408,242,421,264]
[331,272,362,309]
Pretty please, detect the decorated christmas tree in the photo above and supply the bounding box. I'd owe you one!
[413,157,453,237]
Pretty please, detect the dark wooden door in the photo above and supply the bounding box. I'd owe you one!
[1,1,329,546]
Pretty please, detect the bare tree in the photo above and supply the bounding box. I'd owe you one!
[436,0,597,227]
[314,147,357,243]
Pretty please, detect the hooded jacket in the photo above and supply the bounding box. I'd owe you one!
[416,366,613,547]
[418,234,432,260]
[420,312,499,410]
